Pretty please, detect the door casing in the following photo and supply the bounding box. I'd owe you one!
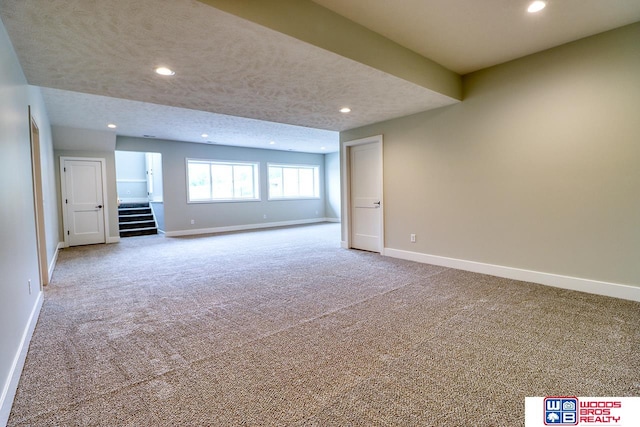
[29,109,47,287]
[60,157,110,247]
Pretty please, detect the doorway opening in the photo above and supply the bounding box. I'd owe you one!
[115,151,164,237]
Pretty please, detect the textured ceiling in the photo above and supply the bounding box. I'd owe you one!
[2,1,638,153]
[41,87,339,153]
[313,0,640,75]
[0,0,456,152]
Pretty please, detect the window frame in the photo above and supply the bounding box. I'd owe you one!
[267,163,321,201]
[186,158,261,203]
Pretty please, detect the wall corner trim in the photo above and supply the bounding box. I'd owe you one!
[383,248,640,302]
[0,292,44,426]
[106,236,120,244]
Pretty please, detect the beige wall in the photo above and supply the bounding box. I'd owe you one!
[341,23,640,287]
[199,0,461,100]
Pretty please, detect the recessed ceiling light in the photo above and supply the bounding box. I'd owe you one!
[201,133,209,138]
[107,123,117,129]
[269,141,276,145]
[155,66,175,76]
[320,147,326,150]
[340,107,351,113]
[527,1,546,13]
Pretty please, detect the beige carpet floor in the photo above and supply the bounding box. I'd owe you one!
[8,223,640,426]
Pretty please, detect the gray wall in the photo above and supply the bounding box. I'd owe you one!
[115,150,148,202]
[52,126,120,241]
[116,137,328,233]
[0,18,58,421]
[341,23,640,287]
[324,152,341,220]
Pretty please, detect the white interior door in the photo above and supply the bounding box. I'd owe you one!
[63,159,106,246]
[350,141,382,252]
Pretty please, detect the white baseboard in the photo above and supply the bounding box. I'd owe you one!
[341,240,348,249]
[0,292,43,426]
[48,242,63,283]
[60,236,119,248]
[384,248,640,302]
[165,218,330,237]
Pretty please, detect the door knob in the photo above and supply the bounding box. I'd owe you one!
[373,201,381,206]
[96,205,103,209]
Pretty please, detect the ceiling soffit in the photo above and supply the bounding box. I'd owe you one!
[0,0,458,134]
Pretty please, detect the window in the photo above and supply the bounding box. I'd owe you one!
[268,164,320,199]
[187,159,259,202]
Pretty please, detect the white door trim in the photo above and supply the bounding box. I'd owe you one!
[341,135,384,254]
[60,156,110,248]
[28,109,47,287]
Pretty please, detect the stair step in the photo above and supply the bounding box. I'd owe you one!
[119,203,150,209]
[119,214,154,222]
[120,227,158,237]
[119,207,152,215]
[118,203,158,237]
[119,220,156,230]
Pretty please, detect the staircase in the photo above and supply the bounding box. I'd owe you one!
[118,202,158,237]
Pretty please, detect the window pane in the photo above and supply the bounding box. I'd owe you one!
[298,168,314,197]
[188,160,259,202]
[188,162,211,200]
[268,165,319,199]
[233,165,255,198]
[269,167,283,198]
[282,168,299,197]
[211,164,233,199]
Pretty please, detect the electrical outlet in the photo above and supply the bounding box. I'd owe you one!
[410,234,416,243]
[263,214,267,219]
[190,219,195,225]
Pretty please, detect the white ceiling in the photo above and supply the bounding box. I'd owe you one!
[2,0,639,153]
[314,0,640,75]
